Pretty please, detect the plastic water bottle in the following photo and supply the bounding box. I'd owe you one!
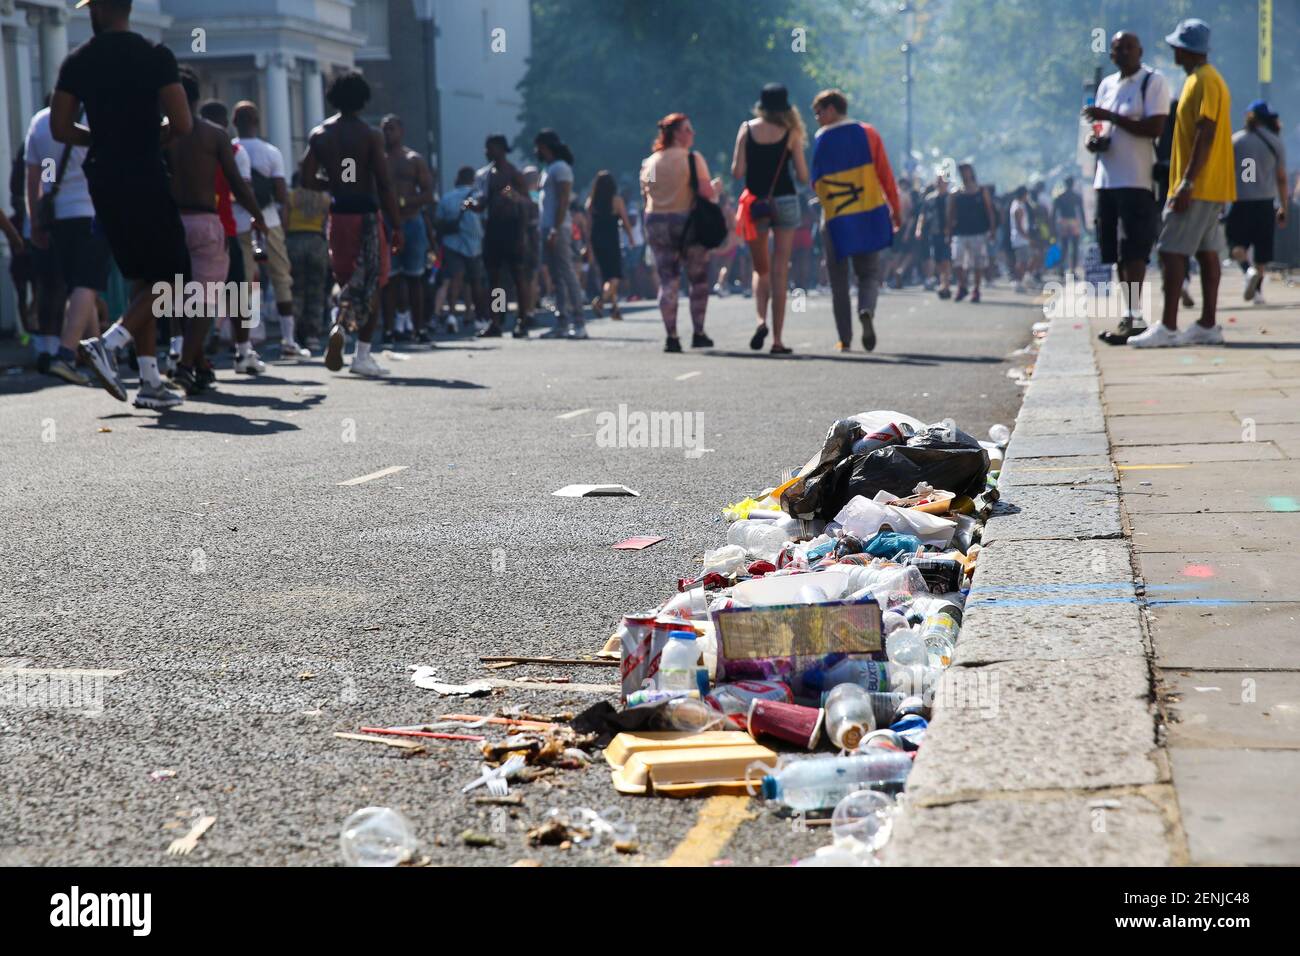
[805,659,940,698]
[989,423,1011,446]
[726,519,787,561]
[759,752,914,811]
[340,807,418,867]
[658,630,706,694]
[823,683,876,749]
[886,627,929,667]
[920,612,960,668]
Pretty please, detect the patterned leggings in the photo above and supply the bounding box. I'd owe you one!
[338,213,380,330]
[646,212,710,337]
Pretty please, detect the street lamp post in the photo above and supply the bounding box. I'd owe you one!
[411,0,441,190]
[899,2,915,160]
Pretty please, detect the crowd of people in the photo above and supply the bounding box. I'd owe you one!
[6,4,1297,411]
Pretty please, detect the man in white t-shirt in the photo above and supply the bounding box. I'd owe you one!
[25,106,112,385]
[233,101,301,358]
[1083,31,1170,340]
[1009,186,1032,292]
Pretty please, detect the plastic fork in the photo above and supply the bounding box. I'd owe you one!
[166,815,216,856]
[462,755,525,795]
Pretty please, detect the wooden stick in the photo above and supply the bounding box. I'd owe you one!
[333,732,427,751]
[438,714,556,730]
[357,726,484,742]
[479,656,620,667]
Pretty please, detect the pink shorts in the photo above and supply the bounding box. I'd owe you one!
[181,212,230,287]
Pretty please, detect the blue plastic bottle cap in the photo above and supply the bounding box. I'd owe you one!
[760,775,780,800]
[668,630,696,641]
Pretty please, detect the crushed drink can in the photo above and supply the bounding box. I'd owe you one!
[618,614,663,701]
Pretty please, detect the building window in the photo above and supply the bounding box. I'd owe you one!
[355,0,391,60]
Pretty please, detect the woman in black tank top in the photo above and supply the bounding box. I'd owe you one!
[730,83,810,355]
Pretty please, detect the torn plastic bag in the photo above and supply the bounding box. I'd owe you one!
[802,424,990,520]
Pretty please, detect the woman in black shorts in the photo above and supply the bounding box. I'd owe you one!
[585,170,634,318]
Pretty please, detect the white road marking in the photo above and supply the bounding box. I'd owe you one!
[337,465,409,487]
[675,371,702,381]
[556,408,592,420]
[0,667,126,678]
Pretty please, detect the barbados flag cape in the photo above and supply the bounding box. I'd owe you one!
[812,121,894,258]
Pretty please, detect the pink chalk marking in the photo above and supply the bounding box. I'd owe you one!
[1182,564,1215,578]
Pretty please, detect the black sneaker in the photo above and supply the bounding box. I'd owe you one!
[664,336,682,353]
[859,309,876,352]
[173,363,202,396]
[954,286,968,302]
[196,360,217,390]
[937,287,952,300]
[691,332,713,348]
[512,315,532,339]
[749,324,768,351]
[477,323,504,338]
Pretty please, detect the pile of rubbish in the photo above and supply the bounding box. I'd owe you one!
[602,409,1007,865]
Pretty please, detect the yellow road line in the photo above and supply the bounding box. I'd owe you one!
[1115,464,1191,471]
[662,795,756,867]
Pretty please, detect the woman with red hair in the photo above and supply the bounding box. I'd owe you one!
[639,113,716,353]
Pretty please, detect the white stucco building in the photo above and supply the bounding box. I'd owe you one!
[0,0,530,334]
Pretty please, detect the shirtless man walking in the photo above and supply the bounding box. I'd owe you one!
[300,71,403,378]
[381,114,434,343]
[165,67,265,395]
[468,134,533,338]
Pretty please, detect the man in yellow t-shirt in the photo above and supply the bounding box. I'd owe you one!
[1132,18,1235,349]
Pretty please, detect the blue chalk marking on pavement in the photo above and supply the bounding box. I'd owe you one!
[1267,496,1299,512]
[971,595,1250,609]
[976,582,1196,595]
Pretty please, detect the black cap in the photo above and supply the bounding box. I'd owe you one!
[756,83,791,113]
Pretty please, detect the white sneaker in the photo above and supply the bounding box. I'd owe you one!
[234,349,266,374]
[1253,293,1267,306]
[1177,323,1224,346]
[1244,267,1262,301]
[349,353,390,377]
[566,322,590,340]
[1128,324,1182,349]
[281,340,310,359]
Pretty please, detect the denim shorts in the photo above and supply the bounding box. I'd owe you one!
[752,193,801,230]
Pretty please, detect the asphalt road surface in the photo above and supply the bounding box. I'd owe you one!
[0,283,1035,867]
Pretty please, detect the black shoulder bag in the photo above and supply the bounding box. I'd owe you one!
[680,150,727,251]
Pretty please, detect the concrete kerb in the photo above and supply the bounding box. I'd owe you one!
[883,316,1179,866]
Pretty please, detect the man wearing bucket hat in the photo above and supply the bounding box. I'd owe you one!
[1131,18,1235,348]
[1227,100,1288,305]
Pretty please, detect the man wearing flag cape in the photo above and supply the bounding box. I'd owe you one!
[810,89,901,352]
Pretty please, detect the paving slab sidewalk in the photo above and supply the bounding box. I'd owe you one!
[886,301,1178,867]
[1091,269,1300,866]
[886,268,1300,867]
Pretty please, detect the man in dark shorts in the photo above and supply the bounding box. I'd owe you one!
[1083,31,1170,342]
[54,0,193,411]
[166,67,265,395]
[380,114,434,343]
[1228,100,1288,305]
[468,134,532,338]
[24,104,106,386]
[300,70,404,378]
[915,170,951,298]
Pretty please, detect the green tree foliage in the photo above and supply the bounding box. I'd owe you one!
[518,0,827,195]
[521,0,1296,196]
